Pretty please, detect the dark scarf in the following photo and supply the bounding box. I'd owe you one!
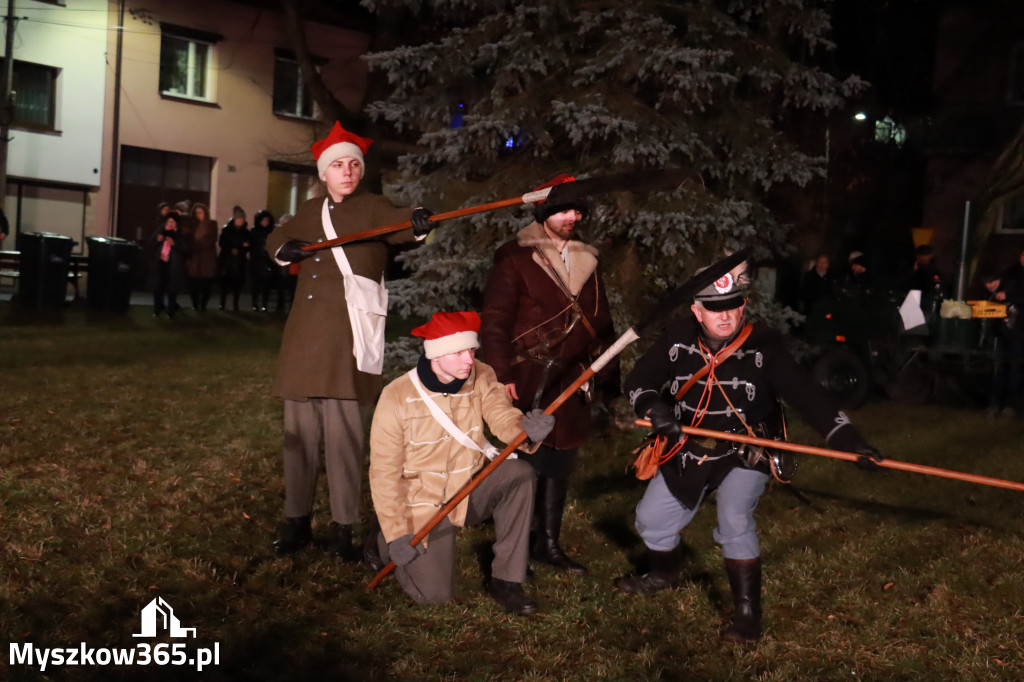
[416,354,467,394]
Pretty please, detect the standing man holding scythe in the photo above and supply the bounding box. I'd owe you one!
[480,174,619,575]
[616,256,883,643]
[265,121,435,560]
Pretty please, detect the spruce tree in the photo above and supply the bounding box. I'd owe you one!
[361,0,864,364]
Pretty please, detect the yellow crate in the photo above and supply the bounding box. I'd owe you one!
[966,300,1007,318]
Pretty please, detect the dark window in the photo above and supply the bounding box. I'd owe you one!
[159,24,220,101]
[12,60,58,131]
[273,56,317,119]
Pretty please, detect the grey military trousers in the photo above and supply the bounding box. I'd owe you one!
[282,398,366,524]
[377,458,537,605]
[634,466,769,560]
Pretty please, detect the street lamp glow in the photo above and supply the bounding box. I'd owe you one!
[853,112,868,121]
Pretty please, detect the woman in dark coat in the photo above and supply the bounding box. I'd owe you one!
[149,212,190,318]
[218,205,250,311]
[248,209,285,312]
[184,203,219,311]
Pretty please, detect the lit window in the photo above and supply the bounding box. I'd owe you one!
[273,51,318,119]
[11,60,58,131]
[159,24,220,102]
[874,116,906,147]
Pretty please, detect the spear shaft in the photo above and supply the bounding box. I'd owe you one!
[634,420,1024,492]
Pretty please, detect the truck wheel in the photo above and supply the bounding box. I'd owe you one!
[812,347,870,408]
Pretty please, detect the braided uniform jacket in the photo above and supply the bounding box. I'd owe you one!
[625,316,868,507]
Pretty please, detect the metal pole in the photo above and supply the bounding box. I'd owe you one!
[0,0,16,213]
[955,200,971,301]
[108,0,125,236]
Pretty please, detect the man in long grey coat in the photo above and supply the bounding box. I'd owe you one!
[266,121,434,559]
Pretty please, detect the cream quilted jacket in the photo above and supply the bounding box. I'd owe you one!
[369,360,532,544]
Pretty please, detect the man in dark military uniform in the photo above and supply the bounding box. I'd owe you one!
[616,258,882,643]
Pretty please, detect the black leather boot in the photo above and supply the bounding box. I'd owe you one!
[614,546,681,594]
[530,476,587,574]
[486,578,538,615]
[272,515,311,555]
[721,557,762,643]
[327,522,359,562]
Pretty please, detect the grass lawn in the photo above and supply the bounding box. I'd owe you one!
[1,303,1023,681]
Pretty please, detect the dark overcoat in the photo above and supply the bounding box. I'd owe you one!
[479,221,617,450]
[266,190,415,404]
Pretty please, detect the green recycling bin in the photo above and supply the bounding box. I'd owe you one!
[86,237,138,313]
[17,232,74,310]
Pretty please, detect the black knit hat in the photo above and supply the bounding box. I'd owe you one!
[532,173,589,224]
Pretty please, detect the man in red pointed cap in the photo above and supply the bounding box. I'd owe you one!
[479,173,619,576]
[265,121,435,561]
[367,311,554,614]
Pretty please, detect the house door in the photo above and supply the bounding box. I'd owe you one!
[117,145,212,287]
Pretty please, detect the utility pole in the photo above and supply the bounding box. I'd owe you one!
[0,0,16,213]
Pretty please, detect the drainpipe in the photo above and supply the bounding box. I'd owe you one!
[107,0,125,237]
[0,0,16,214]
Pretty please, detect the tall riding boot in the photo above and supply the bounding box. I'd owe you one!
[530,476,587,574]
[721,557,763,643]
[614,546,681,594]
[272,515,312,555]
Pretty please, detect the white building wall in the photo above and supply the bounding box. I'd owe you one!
[4,0,109,187]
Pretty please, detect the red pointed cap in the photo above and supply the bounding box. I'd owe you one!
[411,311,482,359]
[312,122,373,178]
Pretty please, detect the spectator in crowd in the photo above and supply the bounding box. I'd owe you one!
[800,253,834,314]
[218,206,250,311]
[249,210,285,312]
[184,203,218,312]
[149,212,190,318]
[836,250,874,296]
[906,244,949,319]
[985,256,1024,418]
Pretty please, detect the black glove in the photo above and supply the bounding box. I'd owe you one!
[276,239,312,263]
[387,534,425,567]
[646,401,682,441]
[411,207,435,238]
[855,446,884,471]
[521,409,555,443]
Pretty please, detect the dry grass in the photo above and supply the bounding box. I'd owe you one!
[1,303,1023,681]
